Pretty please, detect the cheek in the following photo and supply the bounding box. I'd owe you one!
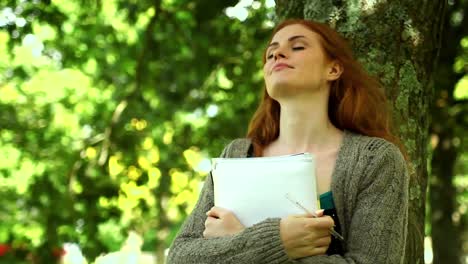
[263,62,270,75]
[263,64,271,82]
[300,57,325,76]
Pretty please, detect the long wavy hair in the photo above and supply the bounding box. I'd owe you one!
[247,19,404,157]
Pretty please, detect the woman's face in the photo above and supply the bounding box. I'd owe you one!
[263,24,335,100]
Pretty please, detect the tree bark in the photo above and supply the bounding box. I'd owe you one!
[275,1,447,263]
[430,131,461,264]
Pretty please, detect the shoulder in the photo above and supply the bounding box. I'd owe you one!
[219,138,252,158]
[346,131,404,163]
[345,131,408,186]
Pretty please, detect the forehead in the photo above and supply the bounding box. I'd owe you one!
[270,24,318,42]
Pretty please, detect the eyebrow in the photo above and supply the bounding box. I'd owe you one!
[267,35,307,48]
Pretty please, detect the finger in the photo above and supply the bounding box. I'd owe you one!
[206,210,219,218]
[314,216,335,228]
[205,216,217,227]
[323,216,335,227]
[210,206,228,212]
[315,209,325,217]
[314,236,332,247]
[311,229,331,239]
[210,206,230,217]
[304,219,335,234]
[289,213,313,218]
[310,245,329,256]
[203,229,213,238]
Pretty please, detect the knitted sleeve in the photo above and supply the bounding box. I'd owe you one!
[288,142,409,264]
[166,141,290,264]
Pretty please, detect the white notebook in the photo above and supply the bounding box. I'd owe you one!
[211,153,318,227]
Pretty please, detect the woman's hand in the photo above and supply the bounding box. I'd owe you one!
[203,206,245,238]
[280,210,334,259]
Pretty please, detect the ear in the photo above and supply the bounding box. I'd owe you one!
[326,60,343,81]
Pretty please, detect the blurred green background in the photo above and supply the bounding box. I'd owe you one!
[0,0,466,263]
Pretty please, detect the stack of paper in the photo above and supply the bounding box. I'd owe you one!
[211,153,318,227]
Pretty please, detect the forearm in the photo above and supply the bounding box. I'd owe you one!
[290,254,354,264]
[167,218,290,264]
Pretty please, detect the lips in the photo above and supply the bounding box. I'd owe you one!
[272,63,293,72]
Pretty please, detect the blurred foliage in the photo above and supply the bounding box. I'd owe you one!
[428,1,468,262]
[0,0,276,262]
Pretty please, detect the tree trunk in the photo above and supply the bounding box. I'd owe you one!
[156,243,166,264]
[430,131,461,264]
[275,1,447,263]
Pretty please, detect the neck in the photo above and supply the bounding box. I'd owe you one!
[274,91,343,154]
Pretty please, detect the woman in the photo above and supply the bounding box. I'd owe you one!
[167,19,409,264]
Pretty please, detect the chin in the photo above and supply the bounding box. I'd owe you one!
[266,82,304,100]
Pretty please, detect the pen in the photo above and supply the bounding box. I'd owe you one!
[285,193,345,241]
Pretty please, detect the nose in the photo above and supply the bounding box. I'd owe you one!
[273,47,287,60]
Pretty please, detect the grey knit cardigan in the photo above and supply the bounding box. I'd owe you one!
[167,131,409,264]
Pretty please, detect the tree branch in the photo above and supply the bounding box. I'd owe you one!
[454,99,468,106]
[134,0,161,93]
[97,0,162,166]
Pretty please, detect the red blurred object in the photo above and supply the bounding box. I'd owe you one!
[52,247,66,258]
[0,244,11,257]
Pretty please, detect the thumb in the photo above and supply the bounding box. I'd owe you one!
[207,206,230,217]
[315,209,325,217]
[289,213,313,218]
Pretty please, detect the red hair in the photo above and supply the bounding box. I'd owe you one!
[247,19,404,157]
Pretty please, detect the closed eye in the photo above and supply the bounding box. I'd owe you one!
[292,46,304,50]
